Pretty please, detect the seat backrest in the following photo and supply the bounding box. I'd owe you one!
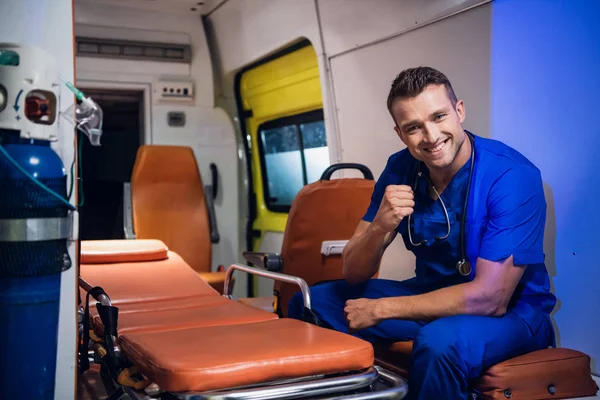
[276,176,376,316]
[130,145,211,273]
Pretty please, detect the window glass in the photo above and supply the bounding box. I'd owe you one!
[300,120,329,183]
[259,110,330,211]
[260,125,304,208]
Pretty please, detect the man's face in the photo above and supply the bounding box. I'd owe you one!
[391,84,466,171]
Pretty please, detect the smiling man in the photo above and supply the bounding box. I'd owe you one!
[288,67,557,399]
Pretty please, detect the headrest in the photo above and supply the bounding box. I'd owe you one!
[80,239,169,264]
[131,145,203,186]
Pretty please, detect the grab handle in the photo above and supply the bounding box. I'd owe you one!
[320,163,374,180]
[210,163,218,200]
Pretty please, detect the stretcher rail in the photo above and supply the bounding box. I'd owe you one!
[79,276,112,306]
[224,263,312,310]
[326,366,408,400]
[122,365,407,400]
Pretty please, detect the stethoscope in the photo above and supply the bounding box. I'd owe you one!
[407,131,475,277]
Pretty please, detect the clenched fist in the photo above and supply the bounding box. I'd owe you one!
[372,185,414,233]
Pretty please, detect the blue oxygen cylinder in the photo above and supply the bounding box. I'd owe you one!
[0,131,71,400]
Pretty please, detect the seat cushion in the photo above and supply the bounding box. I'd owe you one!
[374,341,413,377]
[376,342,598,399]
[474,348,598,399]
[198,271,228,294]
[80,239,169,264]
[119,318,374,392]
[80,251,219,305]
[92,297,278,336]
[277,178,376,316]
[131,145,212,274]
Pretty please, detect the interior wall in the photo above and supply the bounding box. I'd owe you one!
[75,1,213,107]
[0,0,77,398]
[74,2,243,296]
[328,4,492,281]
[204,0,322,79]
[489,0,600,374]
[317,0,487,58]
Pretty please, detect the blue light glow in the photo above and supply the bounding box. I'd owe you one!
[491,0,600,372]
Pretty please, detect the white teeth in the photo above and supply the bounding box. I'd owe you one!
[426,140,447,153]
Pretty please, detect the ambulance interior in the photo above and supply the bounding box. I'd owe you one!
[0,0,599,399]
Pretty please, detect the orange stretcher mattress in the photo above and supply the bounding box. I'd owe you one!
[119,318,374,392]
[80,250,219,304]
[92,295,278,336]
[80,239,377,396]
[81,239,170,264]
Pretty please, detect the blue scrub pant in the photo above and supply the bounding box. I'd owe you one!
[288,278,554,400]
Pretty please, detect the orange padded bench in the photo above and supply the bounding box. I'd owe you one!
[78,239,408,399]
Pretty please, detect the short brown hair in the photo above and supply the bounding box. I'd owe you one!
[386,66,458,114]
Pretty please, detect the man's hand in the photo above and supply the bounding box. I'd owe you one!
[372,185,414,234]
[344,298,382,331]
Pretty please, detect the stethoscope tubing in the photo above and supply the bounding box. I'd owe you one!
[407,131,475,276]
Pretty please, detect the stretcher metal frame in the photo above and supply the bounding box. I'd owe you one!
[79,264,409,400]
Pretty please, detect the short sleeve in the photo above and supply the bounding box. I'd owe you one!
[478,166,546,265]
[362,159,392,223]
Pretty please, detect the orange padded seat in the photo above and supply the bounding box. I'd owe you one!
[119,318,374,393]
[198,271,228,294]
[474,348,598,399]
[130,145,225,292]
[92,296,278,336]
[375,342,598,399]
[275,177,377,316]
[374,341,413,378]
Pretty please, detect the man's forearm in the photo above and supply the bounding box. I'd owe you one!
[343,225,392,285]
[375,281,506,321]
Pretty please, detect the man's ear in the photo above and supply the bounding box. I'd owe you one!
[455,99,466,123]
[394,125,406,146]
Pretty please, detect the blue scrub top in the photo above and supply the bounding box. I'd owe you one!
[363,133,557,333]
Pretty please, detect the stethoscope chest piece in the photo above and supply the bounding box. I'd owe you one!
[456,259,472,276]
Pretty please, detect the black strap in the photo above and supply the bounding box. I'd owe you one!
[302,307,325,327]
[97,303,119,338]
[79,286,107,375]
[105,387,125,400]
